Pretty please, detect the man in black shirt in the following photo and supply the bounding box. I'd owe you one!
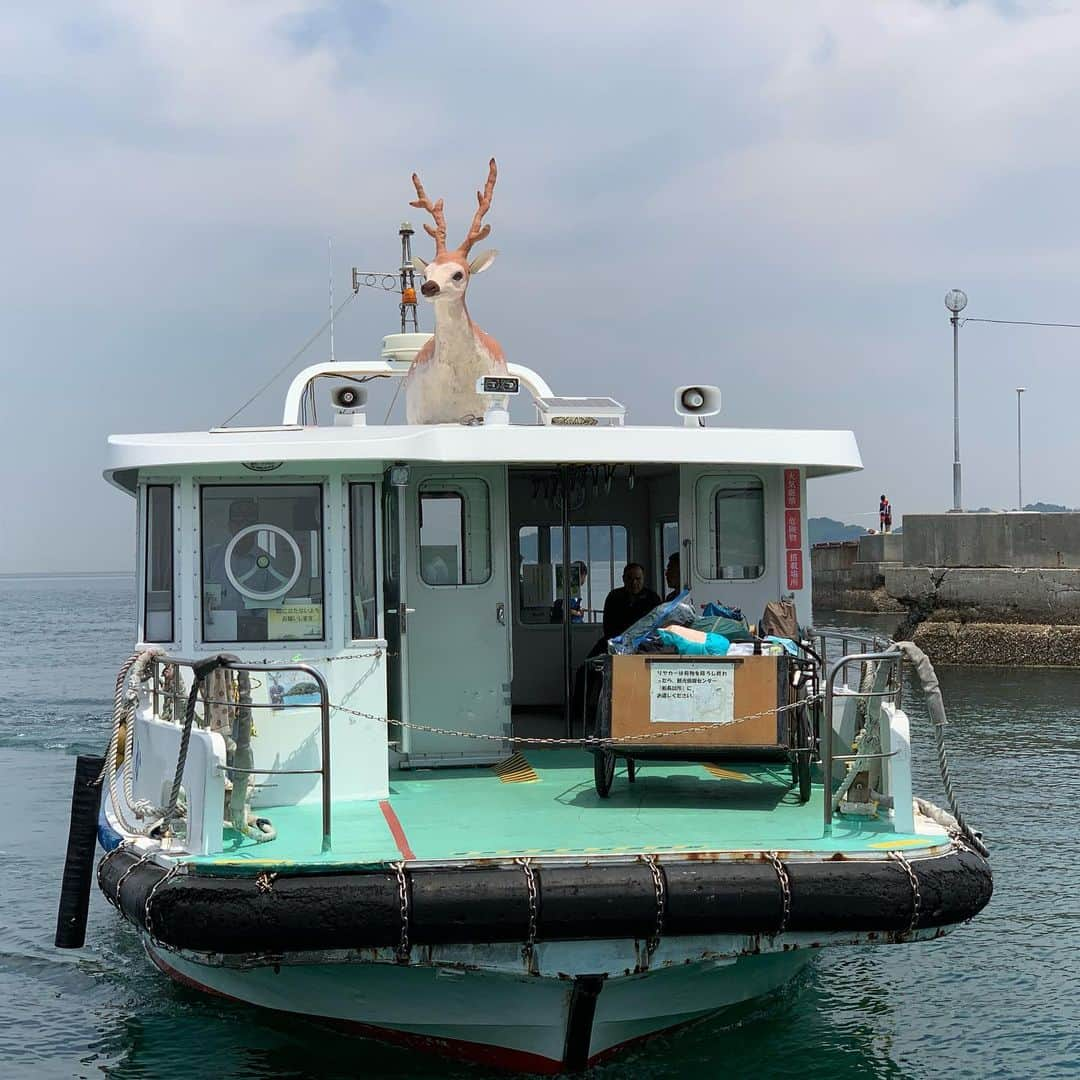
[575,563,662,732]
[602,563,662,641]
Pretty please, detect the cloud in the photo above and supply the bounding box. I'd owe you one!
[5,0,1080,569]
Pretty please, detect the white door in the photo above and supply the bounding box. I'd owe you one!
[401,465,512,765]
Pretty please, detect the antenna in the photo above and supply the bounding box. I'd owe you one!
[350,222,422,334]
[399,221,418,334]
[328,237,335,363]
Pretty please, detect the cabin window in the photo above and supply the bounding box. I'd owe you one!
[518,524,629,624]
[143,484,174,642]
[200,484,324,642]
[349,483,378,639]
[661,520,680,563]
[695,475,765,580]
[418,479,491,586]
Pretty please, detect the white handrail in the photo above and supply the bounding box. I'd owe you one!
[282,360,555,425]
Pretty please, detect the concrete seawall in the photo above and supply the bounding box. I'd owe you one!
[901,512,1080,568]
[887,513,1080,667]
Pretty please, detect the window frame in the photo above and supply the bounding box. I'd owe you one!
[197,480,327,644]
[142,483,176,643]
[655,518,680,596]
[694,473,767,582]
[347,481,379,641]
[416,477,492,588]
[515,522,631,628]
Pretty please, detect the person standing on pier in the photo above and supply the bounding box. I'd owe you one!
[879,495,893,534]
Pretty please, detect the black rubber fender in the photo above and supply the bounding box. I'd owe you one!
[99,845,992,954]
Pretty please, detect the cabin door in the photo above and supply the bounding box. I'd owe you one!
[400,465,511,766]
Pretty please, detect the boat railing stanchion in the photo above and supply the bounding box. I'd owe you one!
[314,667,333,853]
[823,644,904,832]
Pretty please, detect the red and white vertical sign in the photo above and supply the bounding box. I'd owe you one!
[786,549,803,591]
[784,468,800,509]
[784,468,803,591]
[784,509,802,549]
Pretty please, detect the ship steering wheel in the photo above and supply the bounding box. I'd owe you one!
[224,523,303,602]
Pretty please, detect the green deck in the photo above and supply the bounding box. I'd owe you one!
[185,750,938,874]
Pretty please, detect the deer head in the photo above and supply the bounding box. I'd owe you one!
[409,158,498,303]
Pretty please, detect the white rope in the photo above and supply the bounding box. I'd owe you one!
[102,648,164,835]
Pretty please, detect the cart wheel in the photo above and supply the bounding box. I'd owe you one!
[626,757,637,783]
[594,749,616,797]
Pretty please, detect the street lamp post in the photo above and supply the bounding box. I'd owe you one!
[1016,387,1026,510]
[944,289,968,512]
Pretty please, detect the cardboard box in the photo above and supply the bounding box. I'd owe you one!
[608,653,786,748]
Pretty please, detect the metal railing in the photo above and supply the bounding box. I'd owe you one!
[808,629,903,829]
[150,655,332,852]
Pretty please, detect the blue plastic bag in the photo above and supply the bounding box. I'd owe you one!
[656,629,731,656]
[763,636,800,656]
[609,589,695,654]
[702,601,744,622]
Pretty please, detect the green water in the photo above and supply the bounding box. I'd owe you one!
[1,578,1077,1078]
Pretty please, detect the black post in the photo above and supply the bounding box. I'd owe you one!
[55,754,105,948]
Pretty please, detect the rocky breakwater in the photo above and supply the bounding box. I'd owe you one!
[886,512,1080,666]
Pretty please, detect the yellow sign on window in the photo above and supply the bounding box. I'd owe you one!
[268,604,323,640]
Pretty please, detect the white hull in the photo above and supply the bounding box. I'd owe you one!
[148,943,811,1072]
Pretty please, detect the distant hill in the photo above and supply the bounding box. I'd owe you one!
[809,517,867,544]
[972,502,1073,513]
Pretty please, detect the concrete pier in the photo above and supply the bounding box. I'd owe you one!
[885,513,1080,666]
[812,533,904,613]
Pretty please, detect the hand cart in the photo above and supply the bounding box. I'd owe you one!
[583,652,818,800]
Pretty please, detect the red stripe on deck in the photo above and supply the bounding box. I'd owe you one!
[378,800,416,861]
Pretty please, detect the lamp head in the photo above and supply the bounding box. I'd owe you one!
[944,289,968,314]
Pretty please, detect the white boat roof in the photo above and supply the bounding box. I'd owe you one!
[105,422,862,493]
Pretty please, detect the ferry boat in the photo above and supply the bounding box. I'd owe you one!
[56,199,991,1073]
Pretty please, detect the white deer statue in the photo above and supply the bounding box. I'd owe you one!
[405,158,510,424]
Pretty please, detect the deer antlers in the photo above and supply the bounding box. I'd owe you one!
[409,174,448,254]
[410,158,498,258]
[462,158,497,255]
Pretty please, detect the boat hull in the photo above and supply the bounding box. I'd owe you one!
[147,941,811,1073]
[99,841,991,1071]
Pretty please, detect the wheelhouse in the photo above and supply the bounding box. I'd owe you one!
[108,354,861,809]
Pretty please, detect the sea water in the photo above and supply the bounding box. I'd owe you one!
[1,575,1077,1078]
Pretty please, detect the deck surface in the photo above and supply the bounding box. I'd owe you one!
[185,749,940,873]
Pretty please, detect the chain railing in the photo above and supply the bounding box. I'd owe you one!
[139,633,984,858]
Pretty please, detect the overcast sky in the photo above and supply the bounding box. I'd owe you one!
[4,0,1080,572]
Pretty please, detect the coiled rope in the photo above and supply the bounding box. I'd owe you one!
[99,648,164,835]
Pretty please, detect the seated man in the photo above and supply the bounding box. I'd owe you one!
[602,562,662,642]
[575,563,663,729]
